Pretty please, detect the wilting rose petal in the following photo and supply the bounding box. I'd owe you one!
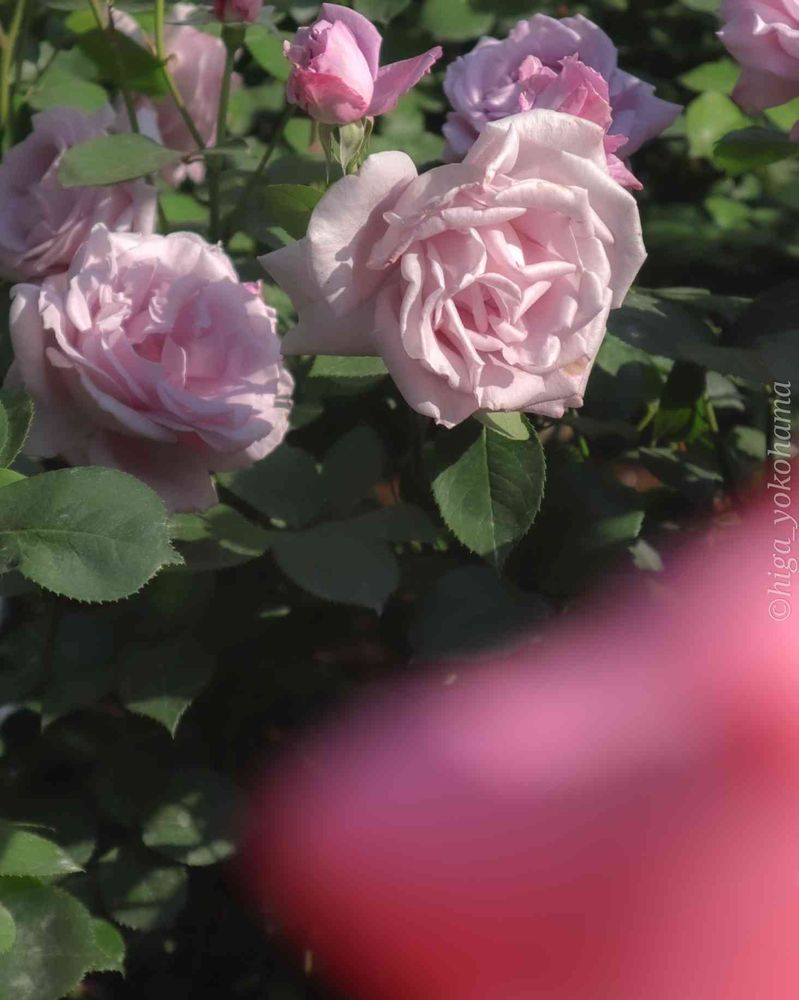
[7,226,292,511]
[242,488,799,1000]
[262,110,646,425]
[284,3,441,125]
[0,106,156,282]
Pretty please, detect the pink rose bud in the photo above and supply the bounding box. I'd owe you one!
[6,226,293,512]
[284,3,442,126]
[719,0,799,113]
[443,13,680,181]
[213,0,262,23]
[0,107,156,282]
[262,110,646,427]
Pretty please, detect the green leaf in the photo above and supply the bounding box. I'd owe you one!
[245,26,291,80]
[609,290,768,382]
[58,134,182,187]
[639,447,723,502]
[76,27,168,97]
[679,58,738,95]
[0,468,179,602]
[244,183,323,239]
[714,127,799,174]
[321,427,385,515]
[476,411,531,440]
[0,389,33,468]
[354,0,410,22]
[348,503,441,545]
[0,904,14,956]
[29,76,109,113]
[0,880,97,1000]
[0,822,82,878]
[431,418,546,570]
[652,361,708,442]
[0,469,25,488]
[117,638,215,736]
[273,524,399,611]
[219,445,323,528]
[421,0,493,41]
[308,355,389,379]
[86,918,125,975]
[96,846,187,932]
[142,768,238,867]
[40,613,116,726]
[684,92,749,160]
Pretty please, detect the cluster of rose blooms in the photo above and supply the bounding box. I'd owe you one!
[0,1,786,512]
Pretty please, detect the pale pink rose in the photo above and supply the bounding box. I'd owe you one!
[719,0,799,112]
[125,3,241,186]
[0,107,156,283]
[213,0,262,23]
[284,3,442,126]
[262,110,646,426]
[7,226,293,512]
[443,14,681,178]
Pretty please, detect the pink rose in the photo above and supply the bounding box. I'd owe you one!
[144,4,241,185]
[213,0,262,23]
[443,13,681,176]
[243,493,799,1000]
[284,3,442,126]
[7,226,293,512]
[263,110,646,426]
[0,107,156,282]
[719,0,799,112]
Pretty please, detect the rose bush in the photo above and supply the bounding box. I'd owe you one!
[7,226,291,510]
[264,110,645,425]
[0,2,794,1000]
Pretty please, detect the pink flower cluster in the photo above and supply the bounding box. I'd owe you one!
[1,8,679,508]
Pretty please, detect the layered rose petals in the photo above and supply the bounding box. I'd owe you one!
[7,226,292,511]
[443,13,680,185]
[0,107,156,282]
[263,110,646,427]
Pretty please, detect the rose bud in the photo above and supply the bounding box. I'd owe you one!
[242,490,799,1000]
[284,3,442,126]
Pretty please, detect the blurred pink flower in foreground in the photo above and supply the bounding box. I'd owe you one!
[242,486,799,1000]
[284,3,442,125]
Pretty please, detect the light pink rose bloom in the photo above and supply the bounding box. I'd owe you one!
[122,3,241,186]
[443,14,681,176]
[7,226,293,512]
[213,0,262,22]
[262,110,646,426]
[0,106,156,283]
[719,0,799,112]
[284,3,442,126]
